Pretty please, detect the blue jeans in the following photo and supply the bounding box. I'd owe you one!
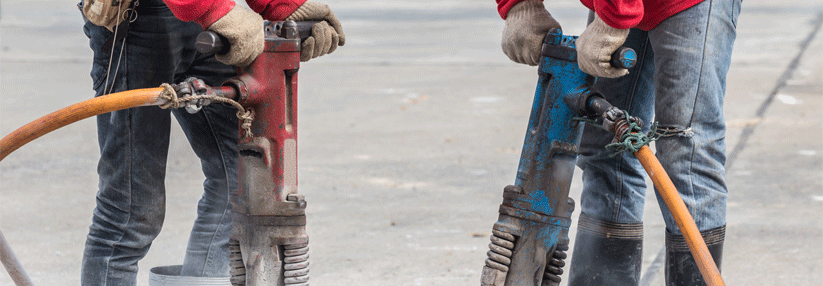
[576,0,741,234]
[81,0,238,284]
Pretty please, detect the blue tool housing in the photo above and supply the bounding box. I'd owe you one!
[482,29,601,286]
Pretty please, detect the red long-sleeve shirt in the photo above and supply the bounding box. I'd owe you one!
[164,0,306,29]
[496,0,703,31]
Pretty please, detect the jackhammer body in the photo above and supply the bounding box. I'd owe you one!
[229,22,308,286]
[481,30,636,286]
[195,21,315,286]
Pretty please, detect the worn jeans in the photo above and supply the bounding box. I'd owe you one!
[576,0,741,234]
[81,0,238,284]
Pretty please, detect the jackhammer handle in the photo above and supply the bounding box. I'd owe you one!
[610,46,637,69]
[195,21,319,55]
[195,31,230,55]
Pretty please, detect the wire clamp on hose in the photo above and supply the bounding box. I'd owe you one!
[159,79,254,139]
[601,108,664,156]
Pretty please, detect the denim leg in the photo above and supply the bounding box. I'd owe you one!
[84,102,172,285]
[576,28,656,224]
[82,18,182,284]
[126,12,237,276]
[81,2,237,284]
[173,55,238,277]
[648,0,739,234]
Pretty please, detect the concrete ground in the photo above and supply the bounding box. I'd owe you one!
[1,0,821,285]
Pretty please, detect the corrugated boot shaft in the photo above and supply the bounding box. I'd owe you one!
[665,225,726,286]
[568,215,644,286]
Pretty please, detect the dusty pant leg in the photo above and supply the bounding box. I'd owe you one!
[569,27,655,286]
[83,105,172,286]
[648,0,740,234]
[80,3,203,285]
[174,104,238,277]
[81,28,173,286]
[173,54,238,277]
[575,27,655,227]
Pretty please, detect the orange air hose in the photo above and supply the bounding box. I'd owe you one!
[1,87,168,285]
[0,87,166,161]
[635,146,725,286]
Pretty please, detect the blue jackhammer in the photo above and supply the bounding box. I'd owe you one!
[480,29,636,286]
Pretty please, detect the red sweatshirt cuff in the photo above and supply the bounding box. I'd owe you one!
[163,0,236,28]
[248,0,307,21]
[590,0,643,29]
[497,0,534,20]
[196,0,236,29]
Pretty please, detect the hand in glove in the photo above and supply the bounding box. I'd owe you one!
[285,1,345,62]
[576,14,630,78]
[501,0,562,66]
[207,5,265,67]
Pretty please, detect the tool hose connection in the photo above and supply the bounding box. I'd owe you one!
[160,79,254,139]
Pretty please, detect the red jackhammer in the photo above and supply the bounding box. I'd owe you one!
[0,20,319,286]
[182,20,318,286]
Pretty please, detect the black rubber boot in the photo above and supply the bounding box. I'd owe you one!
[568,215,644,286]
[665,225,725,286]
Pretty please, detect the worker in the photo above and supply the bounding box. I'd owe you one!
[79,0,343,284]
[496,0,740,285]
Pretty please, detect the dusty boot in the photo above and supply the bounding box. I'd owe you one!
[568,215,644,286]
[665,225,725,286]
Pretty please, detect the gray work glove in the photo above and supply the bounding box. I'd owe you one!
[501,0,562,66]
[285,1,345,62]
[208,6,265,67]
[576,14,630,78]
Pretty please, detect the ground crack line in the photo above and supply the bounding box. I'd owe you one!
[725,11,823,171]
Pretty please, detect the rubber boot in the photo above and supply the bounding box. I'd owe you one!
[665,225,725,286]
[568,215,644,286]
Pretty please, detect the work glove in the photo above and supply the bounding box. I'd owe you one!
[285,1,345,62]
[501,0,562,66]
[208,5,265,67]
[576,14,630,78]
